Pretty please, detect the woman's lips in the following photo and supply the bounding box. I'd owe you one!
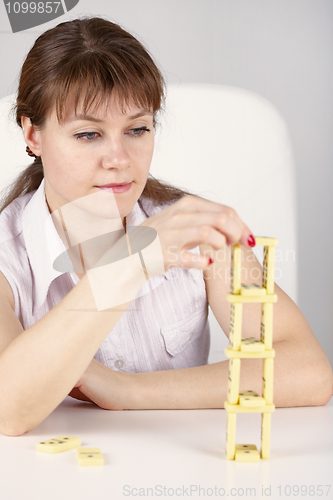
[95,182,132,193]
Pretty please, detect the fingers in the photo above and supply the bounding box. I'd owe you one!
[169,211,254,252]
[181,212,245,248]
[176,195,254,248]
[141,195,255,272]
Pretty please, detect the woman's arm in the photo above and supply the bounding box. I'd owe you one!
[73,335,332,410]
[0,267,136,436]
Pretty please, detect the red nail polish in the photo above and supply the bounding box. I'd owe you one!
[208,257,214,265]
[247,234,255,247]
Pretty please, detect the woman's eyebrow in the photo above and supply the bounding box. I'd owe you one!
[129,111,153,119]
[65,110,153,123]
[65,114,103,123]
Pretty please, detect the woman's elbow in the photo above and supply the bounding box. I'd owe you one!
[0,413,37,436]
[0,423,28,437]
[310,357,333,406]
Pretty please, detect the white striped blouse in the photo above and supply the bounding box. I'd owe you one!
[0,179,210,373]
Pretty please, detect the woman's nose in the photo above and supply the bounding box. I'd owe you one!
[101,138,130,169]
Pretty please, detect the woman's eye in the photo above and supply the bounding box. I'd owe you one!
[127,127,151,137]
[74,132,99,141]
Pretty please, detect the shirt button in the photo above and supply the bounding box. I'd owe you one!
[114,359,125,369]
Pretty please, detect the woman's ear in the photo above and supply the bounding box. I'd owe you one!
[21,116,42,157]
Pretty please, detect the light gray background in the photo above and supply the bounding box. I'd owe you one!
[0,0,332,365]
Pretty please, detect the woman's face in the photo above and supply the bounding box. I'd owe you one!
[35,93,155,224]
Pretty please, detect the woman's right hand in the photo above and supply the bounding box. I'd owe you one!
[139,194,255,272]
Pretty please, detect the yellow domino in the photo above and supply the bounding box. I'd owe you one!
[227,358,241,404]
[227,293,277,304]
[241,337,265,352]
[231,245,242,294]
[77,448,104,466]
[235,444,260,462]
[241,284,266,296]
[254,237,279,247]
[263,246,275,294]
[36,436,81,453]
[229,303,242,350]
[225,347,275,359]
[224,401,275,413]
[262,358,274,404]
[226,412,237,460]
[261,303,273,349]
[239,391,266,408]
[261,413,271,459]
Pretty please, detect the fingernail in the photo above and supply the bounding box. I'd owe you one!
[247,234,256,247]
[208,257,214,265]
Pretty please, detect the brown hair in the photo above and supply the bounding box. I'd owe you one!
[0,17,193,215]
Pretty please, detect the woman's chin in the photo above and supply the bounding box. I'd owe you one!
[68,188,125,220]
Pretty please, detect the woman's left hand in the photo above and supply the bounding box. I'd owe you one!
[68,358,125,410]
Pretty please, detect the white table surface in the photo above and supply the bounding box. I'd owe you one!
[1,396,332,500]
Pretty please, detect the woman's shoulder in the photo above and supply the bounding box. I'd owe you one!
[0,192,35,246]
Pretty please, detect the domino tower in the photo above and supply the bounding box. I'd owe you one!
[224,236,278,462]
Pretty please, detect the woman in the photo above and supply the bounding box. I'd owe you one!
[0,17,331,436]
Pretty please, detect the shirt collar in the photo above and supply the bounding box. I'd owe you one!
[21,179,150,315]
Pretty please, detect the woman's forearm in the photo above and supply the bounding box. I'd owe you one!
[92,340,332,410]
[0,270,137,436]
